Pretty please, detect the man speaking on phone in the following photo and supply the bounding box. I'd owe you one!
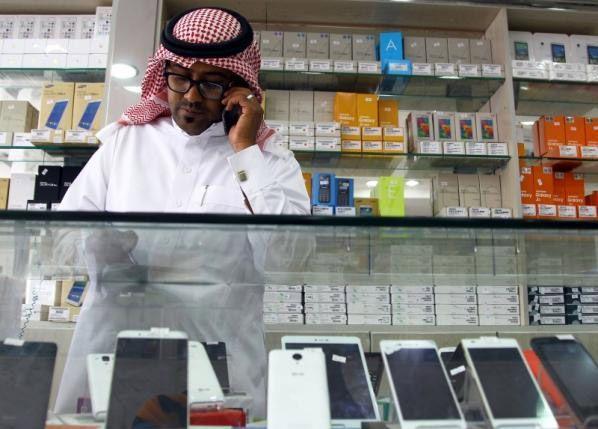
[60,7,309,214]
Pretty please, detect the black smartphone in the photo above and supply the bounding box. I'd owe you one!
[200,341,230,394]
[223,105,242,135]
[365,352,384,396]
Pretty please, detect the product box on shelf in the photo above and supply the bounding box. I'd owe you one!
[357,94,378,127]
[362,127,383,141]
[315,122,340,138]
[348,314,391,325]
[478,304,520,315]
[265,90,290,121]
[260,31,283,57]
[341,139,362,153]
[436,314,479,326]
[392,304,435,315]
[407,111,434,148]
[266,120,289,136]
[283,32,306,58]
[532,165,554,205]
[479,175,502,208]
[565,173,585,206]
[263,291,302,303]
[289,91,314,122]
[435,304,478,315]
[334,93,358,126]
[263,303,304,314]
[38,82,75,132]
[404,36,427,63]
[311,173,336,207]
[585,118,598,146]
[458,174,482,208]
[346,292,390,305]
[470,39,493,64]
[0,101,38,133]
[304,303,347,314]
[434,293,477,305]
[363,140,383,153]
[391,293,434,305]
[304,285,346,293]
[355,198,379,216]
[264,313,304,324]
[304,292,345,304]
[456,113,477,142]
[265,284,303,292]
[434,285,476,294]
[433,174,460,214]
[448,38,470,64]
[305,313,347,325]
[379,32,404,68]
[475,113,498,142]
[315,137,340,152]
[314,92,335,123]
[330,33,352,60]
[375,177,405,216]
[353,34,377,61]
[378,99,399,127]
[533,33,570,64]
[392,314,436,326]
[335,177,354,207]
[578,205,598,219]
[34,165,61,203]
[289,122,314,137]
[480,314,521,326]
[391,285,434,294]
[307,33,330,59]
[433,112,456,141]
[426,37,449,63]
[564,116,586,147]
[7,172,35,210]
[0,179,10,209]
[73,83,104,132]
[569,35,598,65]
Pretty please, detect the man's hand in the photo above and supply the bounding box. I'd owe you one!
[221,87,263,153]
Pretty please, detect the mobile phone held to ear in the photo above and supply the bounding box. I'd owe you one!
[223,104,241,135]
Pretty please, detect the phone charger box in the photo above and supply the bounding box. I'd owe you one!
[263,291,302,303]
[305,314,347,325]
[391,293,434,305]
[263,302,303,314]
[260,31,283,57]
[404,37,427,63]
[379,32,404,68]
[392,304,435,315]
[265,90,290,121]
[304,285,345,293]
[392,314,436,326]
[448,38,471,64]
[334,92,358,126]
[352,34,377,61]
[330,33,352,60]
[426,38,449,63]
[0,101,38,133]
[348,314,391,325]
[304,303,346,314]
[307,33,330,59]
[283,32,306,58]
[314,91,335,122]
[7,172,35,210]
[357,94,378,127]
[470,39,493,64]
[407,111,435,145]
[436,314,479,326]
[476,113,498,142]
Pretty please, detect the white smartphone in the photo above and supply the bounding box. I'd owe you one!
[65,280,87,307]
[87,353,114,421]
[267,349,330,429]
[282,335,380,428]
[380,340,465,429]
[188,341,224,409]
[106,329,189,429]
[460,337,558,429]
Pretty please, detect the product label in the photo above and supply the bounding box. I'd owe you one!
[443,141,465,155]
[49,307,70,322]
[581,146,598,158]
[459,64,481,77]
[315,122,340,136]
[466,142,488,155]
[358,61,380,74]
[31,129,51,142]
[383,142,405,153]
[579,206,597,218]
[469,207,491,218]
[315,137,341,152]
[334,61,356,73]
[558,206,577,219]
[491,208,512,219]
[312,205,334,216]
[335,207,356,217]
[412,63,434,76]
[341,140,362,152]
[284,59,308,71]
[435,63,457,76]
[418,141,442,154]
[538,204,557,217]
[309,60,332,72]
[65,130,90,143]
[487,142,509,156]
[261,58,284,70]
[522,204,537,217]
[482,64,504,77]
[362,141,383,152]
[559,145,578,158]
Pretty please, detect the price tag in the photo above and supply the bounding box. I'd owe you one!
[522,204,537,217]
[335,207,356,217]
[87,135,98,144]
[435,63,457,76]
[579,206,597,218]
[445,207,468,218]
[466,142,487,155]
[31,129,51,142]
[312,205,334,216]
[538,204,557,217]
[49,307,70,322]
[65,130,89,143]
[387,61,410,74]
[284,59,308,71]
[27,203,48,211]
[334,61,356,73]
[260,58,283,70]
[443,141,465,155]
[558,206,577,218]
[491,208,512,219]
[418,141,442,154]
[309,60,332,72]
[559,145,578,158]
[459,64,481,77]
[412,63,433,76]
[482,64,504,77]
[358,61,380,74]
[487,143,509,156]
[469,207,491,218]
[581,146,598,158]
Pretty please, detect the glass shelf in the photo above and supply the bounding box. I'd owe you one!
[521,155,598,175]
[0,144,98,161]
[294,150,510,173]
[514,79,598,106]
[0,68,105,88]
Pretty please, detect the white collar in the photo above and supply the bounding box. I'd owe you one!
[170,117,226,139]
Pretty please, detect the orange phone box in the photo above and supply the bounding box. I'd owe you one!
[565,172,585,206]
[586,117,598,146]
[565,116,586,147]
[552,172,566,205]
[303,172,312,197]
[333,92,358,126]
[356,93,379,127]
[532,165,554,204]
[534,116,566,157]
[586,191,598,206]
[520,166,535,205]
[378,99,399,127]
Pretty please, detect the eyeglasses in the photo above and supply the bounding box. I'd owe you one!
[163,71,229,100]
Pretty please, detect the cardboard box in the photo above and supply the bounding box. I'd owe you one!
[404,37,427,63]
[341,140,362,152]
[434,174,460,214]
[313,92,335,122]
[532,166,554,204]
[391,293,434,305]
[564,116,586,147]
[456,113,477,141]
[0,101,38,132]
[356,94,378,127]
[304,303,346,314]
[520,166,535,205]
[383,127,404,142]
[426,38,449,63]
[283,32,306,58]
[479,175,502,208]
[60,166,81,200]
[341,125,361,140]
[476,113,498,142]
[470,39,493,64]
[334,93,358,126]
[362,127,382,141]
[303,285,345,293]
[265,90,290,121]
[7,172,36,210]
[586,118,598,146]
[436,314,479,326]
[263,303,303,314]
[448,38,471,64]
[533,33,569,63]
[260,31,283,57]
[347,302,391,314]
[378,99,398,127]
[348,314,391,325]
[264,313,304,324]
[458,174,482,207]
[553,171,566,206]
[73,83,104,131]
[307,33,330,59]
[355,198,379,216]
[35,165,62,203]
[407,111,434,146]
[565,173,585,206]
[352,34,377,61]
[434,112,456,141]
[305,314,347,325]
[435,304,478,315]
[330,33,352,60]
[434,294,477,305]
[289,91,314,122]
[263,291,302,303]
[0,179,9,209]
[392,314,436,326]
[39,82,75,130]
[304,292,346,303]
[265,284,303,292]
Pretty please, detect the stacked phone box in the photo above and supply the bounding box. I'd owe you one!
[263,284,521,326]
[529,286,598,325]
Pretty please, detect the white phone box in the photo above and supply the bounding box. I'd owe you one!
[530,315,565,325]
[390,293,434,305]
[435,304,478,315]
[345,285,389,294]
[265,284,303,292]
[264,313,305,324]
[303,285,345,293]
[347,303,391,314]
[263,303,304,314]
[479,314,521,326]
[348,314,391,325]
[263,292,303,303]
[304,303,347,314]
[477,286,519,295]
[392,314,436,326]
[305,313,347,325]
[346,292,390,305]
[434,286,477,294]
[392,304,435,315]
[436,314,479,326]
[391,285,434,294]
[304,292,346,303]
[434,294,477,305]
[477,294,519,305]
[478,304,520,315]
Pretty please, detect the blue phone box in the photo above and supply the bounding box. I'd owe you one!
[311,173,336,207]
[379,32,404,70]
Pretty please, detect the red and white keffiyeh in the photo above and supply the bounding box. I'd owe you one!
[119,8,273,144]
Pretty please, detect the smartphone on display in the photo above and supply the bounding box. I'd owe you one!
[282,335,380,428]
[337,179,350,207]
[188,341,224,408]
[460,337,558,429]
[78,100,102,130]
[106,330,189,429]
[0,341,57,429]
[45,100,69,129]
[531,336,598,427]
[588,45,598,65]
[65,280,87,307]
[551,43,567,63]
[267,349,330,429]
[200,341,230,394]
[439,346,456,369]
[514,41,530,61]
[380,340,465,429]
[318,175,331,204]
[87,353,114,421]
[364,352,384,396]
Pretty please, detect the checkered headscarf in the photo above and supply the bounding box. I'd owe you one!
[119,8,273,143]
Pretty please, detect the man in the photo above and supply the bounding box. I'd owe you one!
[55,7,309,419]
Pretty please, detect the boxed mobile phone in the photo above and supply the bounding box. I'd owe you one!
[7,172,35,210]
[468,207,491,218]
[377,99,399,127]
[433,112,456,141]
[305,313,347,325]
[455,113,477,142]
[346,285,389,294]
[566,287,598,294]
[264,313,304,324]
[434,286,476,294]
[265,120,289,136]
[303,285,345,293]
[16,15,38,39]
[283,32,306,58]
[479,175,502,208]
[407,111,434,145]
[260,31,283,57]
[528,294,565,305]
[348,314,391,325]
[478,294,519,305]
[510,31,535,62]
[265,284,303,292]
[448,38,471,64]
[458,174,482,207]
[569,35,598,65]
[263,291,302,303]
[316,137,341,152]
[265,90,290,121]
[73,83,104,132]
[391,293,434,305]
[347,303,391,314]
[566,304,598,314]
[346,292,390,305]
[379,32,404,68]
[566,294,598,305]
[470,39,493,64]
[315,122,341,138]
[436,314,479,326]
[477,286,519,295]
[392,304,435,315]
[0,101,38,133]
[529,286,564,295]
[304,292,345,303]
[341,140,362,152]
[566,314,598,324]
[0,179,9,209]
[357,94,378,127]
[334,93,358,126]
[434,294,477,305]
[392,314,436,326]
[353,34,377,61]
[478,304,520,315]
[313,91,335,122]
[476,113,498,142]
[426,38,449,63]
[529,314,565,325]
[330,33,352,60]
[341,125,361,140]
[304,303,347,314]
[382,126,404,142]
[433,174,460,213]
[531,166,554,205]
[307,33,330,59]
[531,305,566,315]
[479,314,521,326]
[263,303,304,314]
[362,141,382,152]
[391,285,433,294]
[362,127,383,141]
[289,136,315,151]
[289,91,314,122]
[34,165,62,203]
[533,33,569,63]
[579,205,597,219]
[404,36,427,63]
[39,82,75,131]
[435,304,478,315]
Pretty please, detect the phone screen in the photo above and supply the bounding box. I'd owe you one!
[533,339,598,421]
[107,337,188,429]
[460,119,474,140]
[588,45,598,65]
[469,347,551,420]
[386,347,461,421]
[0,342,57,429]
[201,342,230,393]
[67,282,86,304]
[78,100,102,130]
[286,342,376,420]
[45,100,69,129]
[551,43,567,63]
[514,41,530,61]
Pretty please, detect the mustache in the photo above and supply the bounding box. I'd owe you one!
[176,101,204,113]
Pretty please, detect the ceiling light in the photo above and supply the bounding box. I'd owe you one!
[520,85,529,91]
[366,180,378,188]
[111,63,138,80]
[406,179,420,187]
[124,86,142,94]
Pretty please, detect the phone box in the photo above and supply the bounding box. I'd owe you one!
[347,302,391,314]
[264,313,304,324]
[510,31,534,62]
[265,90,290,121]
[334,93,358,126]
[347,285,389,294]
[480,314,520,326]
[60,166,81,199]
[348,314,391,325]
[304,292,346,303]
[564,116,586,146]
[569,35,598,65]
[7,172,35,210]
[383,127,404,142]
[304,285,345,293]
[479,175,502,208]
[311,173,336,206]
[478,304,520,315]
[529,294,565,305]
[283,32,306,58]
[426,38,449,63]
[260,31,283,57]
[305,314,347,325]
[404,37,426,63]
[552,171,566,206]
[330,33,352,60]
[94,6,112,38]
[265,284,303,292]
[433,174,460,213]
[458,174,481,208]
[341,140,362,153]
[289,91,314,122]
[475,113,498,142]
[335,177,354,207]
[434,286,476,295]
[73,83,104,132]
[407,111,434,146]
[304,303,347,314]
[316,137,340,152]
[391,285,433,294]
[362,127,382,141]
[313,91,335,122]
[0,16,17,39]
[356,94,378,127]
[470,39,493,64]
[585,118,598,146]
[434,294,477,305]
[307,33,330,59]
[565,173,585,206]
[363,141,383,153]
[391,293,434,305]
[578,205,597,219]
[520,166,535,206]
[435,304,478,316]
[448,38,471,64]
[39,82,75,131]
[263,291,302,303]
[392,304,435,316]
[533,33,569,63]
[436,314,479,326]
[16,15,38,39]
[478,294,519,305]
[353,34,376,61]
[0,101,38,132]
[375,176,405,216]
[566,294,598,305]
[379,32,404,67]
[433,112,456,141]
[383,140,405,154]
[355,198,379,216]
[378,99,398,127]
[88,53,107,68]
[263,302,303,314]
[34,165,62,203]
[566,287,598,294]
[393,314,437,327]
[346,292,390,305]
[455,113,477,142]
[534,116,566,156]
[0,179,9,209]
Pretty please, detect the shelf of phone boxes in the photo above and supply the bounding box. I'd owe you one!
[529,286,598,326]
[509,31,598,82]
[0,8,111,69]
[23,278,88,324]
